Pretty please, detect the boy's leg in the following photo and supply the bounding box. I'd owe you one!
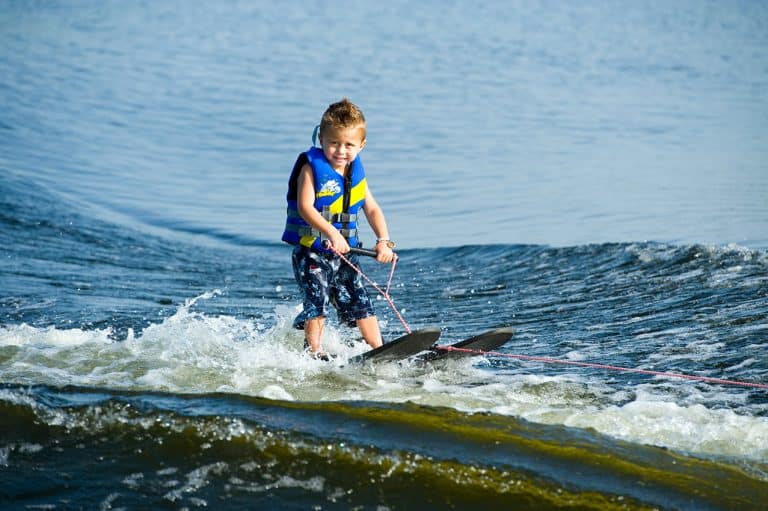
[292,247,332,357]
[356,316,383,349]
[304,316,325,353]
[331,253,381,349]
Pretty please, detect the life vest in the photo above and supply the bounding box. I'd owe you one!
[281,146,367,251]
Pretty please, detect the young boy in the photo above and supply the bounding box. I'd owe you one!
[282,98,396,359]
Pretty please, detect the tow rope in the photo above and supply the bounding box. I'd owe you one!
[330,245,765,390]
[330,245,412,334]
[436,345,768,389]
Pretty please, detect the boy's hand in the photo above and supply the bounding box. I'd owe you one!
[328,231,350,254]
[375,241,395,263]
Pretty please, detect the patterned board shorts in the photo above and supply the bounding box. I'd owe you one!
[291,246,375,329]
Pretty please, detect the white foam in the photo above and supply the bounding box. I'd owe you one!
[1,291,766,465]
[401,364,768,462]
[259,385,294,401]
[0,292,379,399]
[562,395,768,460]
[164,461,227,503]
[0,323,114,347]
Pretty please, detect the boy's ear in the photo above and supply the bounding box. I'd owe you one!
[360,138,366,150]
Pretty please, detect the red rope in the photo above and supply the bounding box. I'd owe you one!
[332,248,412,334]
[437,345,768,389]
[385,257,398,296]
[330,245,765,391]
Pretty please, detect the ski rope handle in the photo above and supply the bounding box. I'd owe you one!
[329,246,412,334]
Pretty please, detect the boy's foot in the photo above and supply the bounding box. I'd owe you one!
[310,351,331,362]
[344,337,365,348]
[304,340,332,362]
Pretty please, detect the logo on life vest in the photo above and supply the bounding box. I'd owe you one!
[316,180,341,198]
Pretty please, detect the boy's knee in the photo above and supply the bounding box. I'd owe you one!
[293,313,326,330]
[305,316,324,327]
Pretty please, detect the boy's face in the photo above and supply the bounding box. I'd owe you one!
[319,125,366,172]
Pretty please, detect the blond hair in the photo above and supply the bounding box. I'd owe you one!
[319,98,366,140]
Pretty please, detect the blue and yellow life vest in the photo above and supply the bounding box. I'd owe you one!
[281,146,367,251]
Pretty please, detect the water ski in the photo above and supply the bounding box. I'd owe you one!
[347,327,441,364]
[422,327,514,362]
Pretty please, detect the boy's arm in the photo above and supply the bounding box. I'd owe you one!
[296,164,350,253]
[362,188,395,263]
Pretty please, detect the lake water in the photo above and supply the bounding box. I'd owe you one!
[1,1,767,509]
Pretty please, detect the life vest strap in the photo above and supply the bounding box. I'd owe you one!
[284,223,359,240]
[333,212,358,223]
[286,208,358,225]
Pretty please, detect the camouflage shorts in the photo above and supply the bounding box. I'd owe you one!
[291,246,375,329]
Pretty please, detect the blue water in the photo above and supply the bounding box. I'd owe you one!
[1,1,767,509]
[2,0,766,249]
